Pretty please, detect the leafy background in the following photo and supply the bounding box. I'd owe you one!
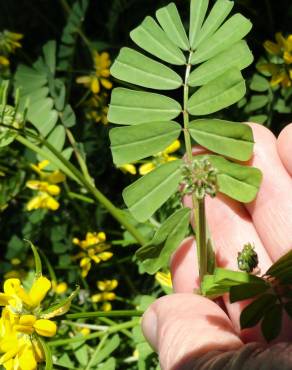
[0,0,292,369]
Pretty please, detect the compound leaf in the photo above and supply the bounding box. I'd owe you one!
[108,88,181,125]
[188,68,246,115]
[191,14,252,64]
[130,16,186,65]
[188,119,254,161]
[156,2,189,50]
[188,41,253,87]
[123,160,183,222]
[110,120,181,165]
[195,0,234,48]
[110,47,182,90]
[261,304,282,342]
[189,0,209,49]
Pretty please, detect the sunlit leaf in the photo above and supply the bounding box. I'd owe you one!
[136,208,191,274]
[189,0,209,49]
[210,155,262,202]
[123,160,183,222]
[90,335,120,367]
[130,16,186,65]
[188,68,246,115]
[240,294,277,329]
[191,14,252,64]
[188,41,253,87]
[108,88,181,125]
[188,119,254,161]
[110,47,182,90]
[156,2,189,50]
[110,120,181,165]
[194,0,234,48]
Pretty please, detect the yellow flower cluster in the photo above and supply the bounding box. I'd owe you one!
[259,33,292,87]
[0,30,23,74]
[91,279,118,311]
[76,51,112,125]
[0,276,58,370]
[26,160,65,211]
[73,232,113,277]
[119,140,181,176]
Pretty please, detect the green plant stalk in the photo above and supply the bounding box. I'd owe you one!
[16,134,147,246]
[49,319,139,347]
[183,52,207,281]
[66,310,143,319]
[84,334,108,370]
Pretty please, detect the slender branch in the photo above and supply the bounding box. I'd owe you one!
[49,319,139,347]
[66,310,143,319]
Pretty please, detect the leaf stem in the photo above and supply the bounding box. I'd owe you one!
[183,52,207,281]
[49,319,139,347]
[66,310,143,319]
[16,133,147,246]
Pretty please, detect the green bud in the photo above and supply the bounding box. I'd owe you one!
[237,243,259,273]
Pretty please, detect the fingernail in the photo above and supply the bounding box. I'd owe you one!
[142,307,158,351]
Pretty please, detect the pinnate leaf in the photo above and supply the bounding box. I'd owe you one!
[188,119,254,161]
[110,47,182,90]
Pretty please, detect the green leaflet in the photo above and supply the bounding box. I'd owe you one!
[191,14,252,64]
[110,47,182,90]
[204,154,262,202]
[250,74,270,92]
[188,41,253,87]
[110,121,181,165]
[108,88,181,125]
[266,250,292,284]
[136,208,191,274]
[189,0,209,49]
[244,95,269,113]
[261,304,283,342]
[230,282,269,303]
[89,335,120,367]
[240,294,277,329]
[156,2,189,51]
[188,68,246,115]
[130,16,186,65]
[194,0,234,48]
[188,119,254,161]
[123,160,183,222]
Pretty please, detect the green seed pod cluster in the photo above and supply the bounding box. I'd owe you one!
[181,157,218,199]
[237,243,259,272]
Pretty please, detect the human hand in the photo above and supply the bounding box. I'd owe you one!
[142,123,292,370]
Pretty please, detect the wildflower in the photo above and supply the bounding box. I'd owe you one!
[76,51,112,94]
[155,271,173,289]
[258,32,292,87]
[118,163,137,175]
[52,281,68,295]
[73,232,113,277]
[26,160,65,211]
[139,140,181,175]
[84,93,109,125]
[91,279,118,311]
[0,30,23,76]
[0,276,60,369]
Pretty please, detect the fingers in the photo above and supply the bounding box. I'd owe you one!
[142,294,242,370]
[277,123,292,176]
[245,123,292,261]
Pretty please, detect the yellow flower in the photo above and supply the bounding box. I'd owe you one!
[26,160,65,211]
[52,281,68,295]
[0,31,23,54]
[84,93,109,125]
[259,32,292,88]
[155,271,173,289]
[0,56,9,67]
[139,140,181,175]
[73,232,113,277]
[118,163,137,175]
[76,51,112,94]
[91,279,118,311]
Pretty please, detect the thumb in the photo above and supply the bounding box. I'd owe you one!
[142,293,242,370]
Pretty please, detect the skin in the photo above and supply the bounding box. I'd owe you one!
[142,123,292,370]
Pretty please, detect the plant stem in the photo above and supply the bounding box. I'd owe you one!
[49,319,139,347]
[16,134,147,246]
[182,52,207,281]
[66,310,143,319]
[84,334,108,370]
